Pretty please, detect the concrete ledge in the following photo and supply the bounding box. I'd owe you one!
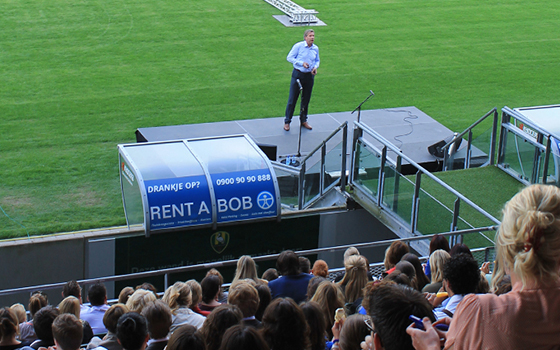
[0,226,143,247]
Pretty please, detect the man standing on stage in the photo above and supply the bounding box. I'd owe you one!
[283,29,320,131]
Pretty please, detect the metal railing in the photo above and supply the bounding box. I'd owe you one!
[498,106,558,185]
[272,121,348,210]
[328,245,495,281]
[350,120,500,248]
[441,108,499,171]
[0,229,495,298]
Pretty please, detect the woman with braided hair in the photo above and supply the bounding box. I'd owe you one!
[407,184,560,350]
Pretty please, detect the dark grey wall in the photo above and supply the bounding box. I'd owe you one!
[0,208,398,308]
[0,238,85,308]
[318,209,398,269]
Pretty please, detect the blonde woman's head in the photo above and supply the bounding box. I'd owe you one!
[429,249,450,284]
[126,288,157,313]
[59,296,81,318]
[10,304,26,324]
[338,255,369,303]
[162,282,192,312]
[493,184,560,289]
[232,255,258,283]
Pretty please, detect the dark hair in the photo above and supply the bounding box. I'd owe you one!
[33,306,60,343]
[103,304,128,334]
[52,314,83,350]
[62,281,81,300]
[394,261,417,290]
[261,268,278,282]
[384,270,412,288]
[261,298,309,350]
[142,300,172,339]
[228,282,259,318]
[401,253,430,291]
[299,302,326,350]
[364,282,434,350]
[88,282,107,306]
[306,276,327,300]
[28,293,48,318]
[218,325,269,350]
[136,283,159,298]
[443,253,480,295]
[199,304,243,350]
[116,312,148,350]
[0,308,19,339]
[276,250,301,276]
[449,243,473,257]
[205,269,225,301]
[167,324,206,350]
[299,256,311,274]
[429,234,450,255]
[201,275,221,304]
[254,284,271,321]
[384,241,410,269]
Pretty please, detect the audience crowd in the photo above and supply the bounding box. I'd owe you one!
[3,184,560,350]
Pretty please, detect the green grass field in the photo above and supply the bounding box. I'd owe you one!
[1,0,559,238]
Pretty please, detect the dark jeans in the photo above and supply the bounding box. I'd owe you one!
[284,69,314,124]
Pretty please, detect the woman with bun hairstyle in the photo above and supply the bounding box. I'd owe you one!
[163,282,205,332]
[19,293,48,343]
[116,313,148,350]
[336,255,368,314]
[0,307,32,350]
[408,184,560,350]
[401,253,430,291]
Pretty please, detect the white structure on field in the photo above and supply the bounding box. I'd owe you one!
[264,0,318,24]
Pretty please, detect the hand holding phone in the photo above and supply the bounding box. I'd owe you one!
[409,315,449,331]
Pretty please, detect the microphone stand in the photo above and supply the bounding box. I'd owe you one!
[351,90,375,123]
[280,81,306,167]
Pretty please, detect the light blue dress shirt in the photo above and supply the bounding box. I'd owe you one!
[287,41,320,73]
[433,294,465,320]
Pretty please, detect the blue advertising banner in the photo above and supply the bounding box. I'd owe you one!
[145,175,213,230]
[211,169,277,223]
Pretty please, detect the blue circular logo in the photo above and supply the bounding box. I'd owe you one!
[257,191,274,210]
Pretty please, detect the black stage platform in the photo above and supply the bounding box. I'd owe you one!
[136,107,460,172]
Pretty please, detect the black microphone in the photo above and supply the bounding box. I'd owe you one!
[296,79,303,91]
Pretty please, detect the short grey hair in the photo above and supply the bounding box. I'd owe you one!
[304,29,314,39]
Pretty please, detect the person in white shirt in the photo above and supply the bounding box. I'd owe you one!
[430,253,483,320]
[81,282,110,335]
